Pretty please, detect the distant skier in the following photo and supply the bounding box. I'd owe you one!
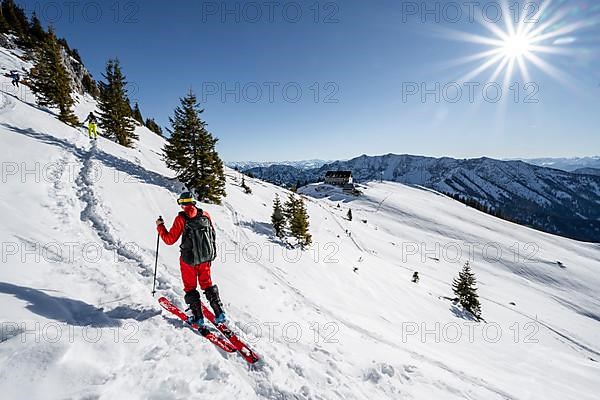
[412,271,419,283]
[10,71,20,87]
[84,112,98,139]
[156,192,227,328]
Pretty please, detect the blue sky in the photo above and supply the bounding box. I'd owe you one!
[19,0,600,161]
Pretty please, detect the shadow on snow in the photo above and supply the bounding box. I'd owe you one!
[0,122,180,193]
[0,282,159,327]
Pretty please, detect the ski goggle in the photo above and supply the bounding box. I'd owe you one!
[177,197,195,205]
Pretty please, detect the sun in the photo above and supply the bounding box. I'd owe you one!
[438,0,595,90]
[501,33,532,59]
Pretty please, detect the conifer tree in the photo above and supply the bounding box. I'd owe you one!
[97,58,137,147]
[284,193,297,227]
[56,37,80,61]
[70,48,82,63]
[82,73,99,97]
[292,196,312,248]
[163,90,226,204]
[285,194,312,248]
[132,102,144,125]
[452,261,482,320]
[145,118,163,136]
[347,209,353,221]
[271,194,285,238]
[0,7,9,33]
[2,0,27,36]
[28,12,46,44]
[28,28,79,126]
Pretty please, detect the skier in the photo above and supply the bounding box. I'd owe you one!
[84,112,98,139]
[412,271,420,283]
[156,192,227,329]
[10,71,20,87]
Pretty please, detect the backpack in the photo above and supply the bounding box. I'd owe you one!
[179,208,217,265]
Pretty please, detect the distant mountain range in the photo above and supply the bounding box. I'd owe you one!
[231,156,600,173]
[226,159,331,170]
[244,154,600,243]
[517,157,600,172]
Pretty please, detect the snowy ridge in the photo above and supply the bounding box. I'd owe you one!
[227,159,332,171]
[246,154,600,243]
[518,156,600,172]
[573,168,600,177]
[1,46,600,399]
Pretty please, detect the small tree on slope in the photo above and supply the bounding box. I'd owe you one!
[97,58,137,147]
[132,102,144,125]
[452,261,482,320]
[163,90,226,204]
[28,28,79,126]
[82,73,100,98]
[286,194,312,248]
[283,193,297,225]
[145,118,163,136]
[271,194,285,238]
[28,12,47,45]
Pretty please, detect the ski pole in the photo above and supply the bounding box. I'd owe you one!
[152,216,162,296]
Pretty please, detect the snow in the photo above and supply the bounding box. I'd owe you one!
[519,157,600,172]
[1,47,600,400]
[227,159,332,170]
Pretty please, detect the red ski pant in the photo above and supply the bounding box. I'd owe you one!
[180,258,213,292]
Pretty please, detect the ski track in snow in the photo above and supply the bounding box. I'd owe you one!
[72,151,315,399]
[383,254,600,360]
[253,183,599,397]
[45,150,75,225]
[0,91,17,114]
[74,140,172,291]
[18,128,175,310]
[39,134,147,306]
[484,296,600,359]
[229,183,564,400]
[221,199,325,399]
[312,200,364,252]
[222,196,400,399]
[222,195,517,400]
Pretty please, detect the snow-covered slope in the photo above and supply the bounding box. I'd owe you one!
[246,154,600,243]
[1,47,600,400]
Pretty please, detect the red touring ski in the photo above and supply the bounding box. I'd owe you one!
[202,303,261,364]
[158,297,236,353]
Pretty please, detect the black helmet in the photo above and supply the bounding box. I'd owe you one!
[177,192,196,206]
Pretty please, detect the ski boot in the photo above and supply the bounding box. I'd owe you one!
[184,289,209,335]
[204,285,227,324]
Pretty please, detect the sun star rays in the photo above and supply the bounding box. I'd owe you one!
[437,0,598,95]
